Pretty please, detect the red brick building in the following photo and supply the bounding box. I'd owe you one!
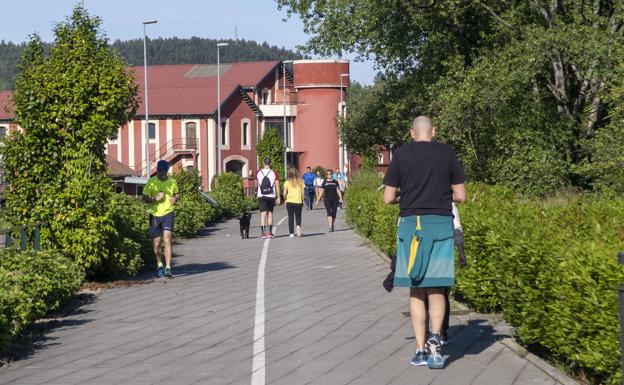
[0,59,350,191]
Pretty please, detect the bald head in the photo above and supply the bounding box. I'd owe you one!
[410,115,434,141]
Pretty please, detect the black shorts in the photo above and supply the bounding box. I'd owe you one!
[258,196,276,212]
[150,212,175,238]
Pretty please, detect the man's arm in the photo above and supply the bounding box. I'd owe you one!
[383,186,400,205]
[452,183,466,203]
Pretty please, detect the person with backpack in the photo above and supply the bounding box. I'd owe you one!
[256,157,281,239]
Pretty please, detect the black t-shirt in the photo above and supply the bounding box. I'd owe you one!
[383,141,466,217]
[322,179,340,201]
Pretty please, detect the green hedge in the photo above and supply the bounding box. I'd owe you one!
[173,169,218,238]
[345,173,624,385]
[0,249,82,351]
[210,172,250,217]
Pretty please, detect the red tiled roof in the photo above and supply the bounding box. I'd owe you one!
[107,155,139,177]
[0,61,280,120]
[0,91,13,121]
[132,61,279,116]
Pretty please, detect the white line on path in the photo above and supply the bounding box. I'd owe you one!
[251,216,287,385]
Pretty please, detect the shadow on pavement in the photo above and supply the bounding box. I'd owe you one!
[171,261,236,277]
[1,294,95,366]
[444,319,509,366]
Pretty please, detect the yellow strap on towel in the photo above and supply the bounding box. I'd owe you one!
[407,234,419,274]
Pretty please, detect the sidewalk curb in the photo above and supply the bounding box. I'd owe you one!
[499,338,581,385]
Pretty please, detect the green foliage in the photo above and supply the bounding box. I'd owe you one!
[0,249,82,351]
[0,37,305,90]
[211,172,247,218]
[346,174,624,384]
[1,6,138,279]
[173,168,217,238]
[281,0,624,195]
[256,127,286,180]
[344,171,398,256]
[103,193,151,278]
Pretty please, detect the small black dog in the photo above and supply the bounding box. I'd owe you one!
[239,211,252,239]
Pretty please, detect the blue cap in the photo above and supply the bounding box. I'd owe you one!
[156,160,169,172]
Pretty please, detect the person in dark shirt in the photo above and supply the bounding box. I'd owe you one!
[315,169,343,232]
[383,116,466,369]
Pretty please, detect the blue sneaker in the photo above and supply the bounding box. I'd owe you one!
[157,267,165,278]
[410,349,428,366]
[164,267,173,278]
[426,334,446,369]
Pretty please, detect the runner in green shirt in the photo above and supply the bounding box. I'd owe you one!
[143,160,180,278]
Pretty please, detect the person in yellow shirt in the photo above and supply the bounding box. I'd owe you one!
[282,167,305,237]
[143,160,180,278]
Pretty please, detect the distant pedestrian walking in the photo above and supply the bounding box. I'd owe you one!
[315,169,343,232]
[383,116,466,369]
[314,170,324,203]
[302,166,316,210]
[283,167,305,237]
[143,160,180,278]
[256,158,281,239]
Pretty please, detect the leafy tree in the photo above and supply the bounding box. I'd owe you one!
[281,0,624,193]
[1,6,139,277]
[256,127,286,179]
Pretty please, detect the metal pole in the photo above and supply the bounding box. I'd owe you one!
[619,251,624,381]
[217,46,222,176]
[340,76,344,174]
[216,43,228,176]
[142,20,157,177]
[283,62,288,179]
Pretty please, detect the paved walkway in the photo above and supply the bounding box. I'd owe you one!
[0,206,573,385]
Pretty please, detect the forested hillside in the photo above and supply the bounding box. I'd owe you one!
[0,37,304,90]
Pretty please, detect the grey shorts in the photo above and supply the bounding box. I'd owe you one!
[149,212,175,238]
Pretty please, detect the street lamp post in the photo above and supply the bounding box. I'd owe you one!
[282,60,293,179]
[339,73,349,176]
[217,42,228,176]
[142,19,157,178]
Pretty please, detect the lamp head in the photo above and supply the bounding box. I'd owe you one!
[143,20,157,25]
[217,42,229,47]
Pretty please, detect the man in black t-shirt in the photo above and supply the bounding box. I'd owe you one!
[383,116,466,369]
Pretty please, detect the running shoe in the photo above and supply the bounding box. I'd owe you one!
[261,232,267,239]
[289,234,295,238]
[410,349,428,366]
[267,232,274,238]
[328,226,333,233]
[157,267,165,278]
[426,334,445,369]
[164,267,173,278]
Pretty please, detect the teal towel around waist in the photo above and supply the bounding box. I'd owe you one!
[397,215,454,284]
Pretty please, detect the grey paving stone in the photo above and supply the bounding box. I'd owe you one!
[0,206,575,385]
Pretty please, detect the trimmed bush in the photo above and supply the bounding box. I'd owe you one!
[173,168,217,238]
[0,249,82,351]
[211,172,247,218]
[345,174,624,385]
[101,193,151,278]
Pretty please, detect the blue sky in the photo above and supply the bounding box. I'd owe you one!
[2,0,377,84]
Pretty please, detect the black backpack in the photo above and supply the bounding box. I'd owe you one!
[259,169,274,195]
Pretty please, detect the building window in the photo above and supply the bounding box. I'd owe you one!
[0,126,6,139]
[262,88,270,104]
[241,119,251,149]
[148,122,156,140]
[265,118,291,148]
[378,153,384,164]
[220,119,229,148]
[185,122,197,149]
